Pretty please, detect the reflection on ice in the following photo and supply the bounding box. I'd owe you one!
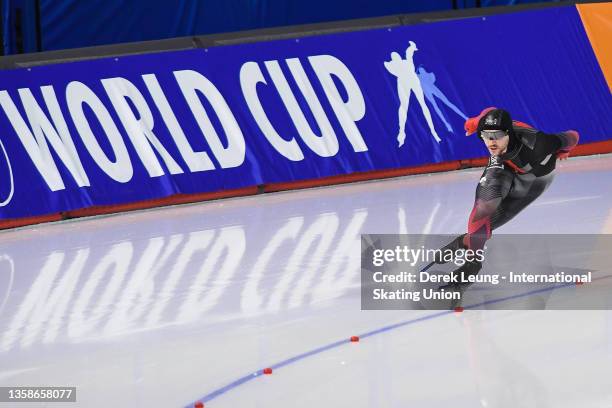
[0,196,379,350]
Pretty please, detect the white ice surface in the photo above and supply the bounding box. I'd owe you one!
[0,155,611,408]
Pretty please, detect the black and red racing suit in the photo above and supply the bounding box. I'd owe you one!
[465,120,579,250]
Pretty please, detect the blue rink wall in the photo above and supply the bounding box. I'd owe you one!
[0,5,610,224]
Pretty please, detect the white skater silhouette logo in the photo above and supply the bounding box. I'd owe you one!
[0,137,14,207]
[385,41,469,148]
[385,41,440,147]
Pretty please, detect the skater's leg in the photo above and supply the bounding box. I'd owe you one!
[465,165,514,250]
[489,172,555,230]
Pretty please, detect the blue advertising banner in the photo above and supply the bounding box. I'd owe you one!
[0,6,610,219]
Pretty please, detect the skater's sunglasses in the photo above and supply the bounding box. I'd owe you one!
[480,130,509,141]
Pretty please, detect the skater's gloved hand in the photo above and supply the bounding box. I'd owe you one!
[464,107,497,136]
[556,130,579,161]
[449,260,482,284]
[433,234,468,264]
[557,151,571,161]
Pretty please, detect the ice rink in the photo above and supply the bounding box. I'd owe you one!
[0,154,611,408]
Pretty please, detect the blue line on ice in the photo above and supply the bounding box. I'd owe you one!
[184,275,611,407]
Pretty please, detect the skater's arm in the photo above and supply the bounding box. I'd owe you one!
[513,119,579,160]
[529,130,580,160]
